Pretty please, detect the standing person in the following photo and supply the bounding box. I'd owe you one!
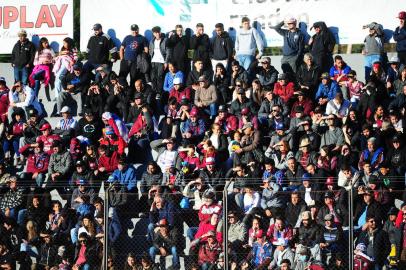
[308,21,336,73]
[363,22,385,81]
[149,26,170,95]
[119,24,149,86]
[84,23,118,73]
[53,37,78,101]
[190,23,211,71]
[167,24,190,76]
[235,17,264,73]
[30,37,55,97]
[11,29,36,85]
[394,11,406,66]
[273,17,305,74]
[210,23,234,73]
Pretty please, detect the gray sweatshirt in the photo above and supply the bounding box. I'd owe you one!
[235,28,264,56]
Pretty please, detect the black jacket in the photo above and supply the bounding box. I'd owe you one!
[190,33,211,67]
[166,33,190,72]
[61,70,93,94]
[86,33,118,64]
[357,228,390,266]
[210,31,234,60]
[75,117,103,144]
[354,200,384,226]
[11,39,36,68]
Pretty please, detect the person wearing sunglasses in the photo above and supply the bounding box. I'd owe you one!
[73,232,99,270]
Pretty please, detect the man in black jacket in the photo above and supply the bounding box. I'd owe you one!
[210,23,234,72]
[190,23,211,72]
[58,62,93,116]
[167,24,190,75]
[84,23,118,73]
[11,29,36,85]
[357,215,391,269]
[75,109,103,145]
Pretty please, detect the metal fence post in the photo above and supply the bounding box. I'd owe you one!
[103,184,109,270]
[223,180,231,269]
[348,185,354,270]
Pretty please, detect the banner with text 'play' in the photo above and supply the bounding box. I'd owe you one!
[0,0,73,53]
[80,0,402,50]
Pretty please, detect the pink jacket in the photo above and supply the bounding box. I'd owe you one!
[29,65,51,87]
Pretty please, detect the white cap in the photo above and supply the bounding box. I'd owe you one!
[285,17,297,24]
[60,106,70,113]
[173,77,183,85]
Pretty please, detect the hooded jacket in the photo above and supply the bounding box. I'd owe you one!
[210,31,234,60]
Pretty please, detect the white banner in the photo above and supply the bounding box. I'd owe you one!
[80,0,402,50]
[0,0,73,54]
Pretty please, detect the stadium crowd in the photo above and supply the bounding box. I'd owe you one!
[1,11,406,270]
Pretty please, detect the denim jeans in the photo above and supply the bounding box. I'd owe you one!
[13,66,29,85]
[186,227,198,241]
[236,54,254,72]
[32,69,45,97]
[149,246,179,269]
[17,209,27,225]
[203,103,218,118]
[3,136,21,157]
[54,65,68,99]
[364,54,381,81]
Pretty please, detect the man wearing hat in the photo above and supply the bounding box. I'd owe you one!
[256,56,279,90]
[316,191,345,226]
[194,75,218,119]
[11,29,36,85]
[119,24,148,86]
[288,105,311,134]
[315,72,340,105]
[354,187,384,228]
[0,176,25,219]
[169,77,191,103]
[214,105,238,135]
[290,90,313,117]
[35,122,61,155]
[71,177,96,211]
[386,56,401,90]
[110,156,137,193]
[71,159,95,194]
[317,114,344,151]
[149,218,180,269]
[9,81,43,121]
[258,89,288,127]
[76,108,103,144]
[362,22,384,81]
[59,61,92,116]
[296,210,322,261]
[273,73,295,104]
[229,79,256,117]
[309,21,336,73]
[47,140,73,201]
[54,106,77,140]
[19,140,49,188]
[83,23,118,73]
[270,238,294,269]
[272,17,304,73]
[251,229,272,268]
[181,107,206,145]
[394,11,406,65]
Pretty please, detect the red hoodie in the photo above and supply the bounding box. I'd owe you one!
[19,144,49,174]
[98,151,118,173]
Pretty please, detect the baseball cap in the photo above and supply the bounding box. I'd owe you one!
[275,122,285,130]
[285,17,297,24]
[206,157,216,166]
[130,24,139,31]
[302,173,311,182]
[324,214,334,221]
[92,23,102,30]
[173,77,183,85]
[76,160,85,167]
[242,122,253,130]
[0,77,6,83]
[397,11,406,20]
[278,73,287,80]
[218,105,227,113]
[18,29,27,37]
[324,191,335,199]
[261,56,271,63]
[241,107,250,115]
[60,106,70,113]
[134,92,142,99]
[28,108,38,117]
[40,123,52,131]
[198,75,208,82]
[105,126,114,135]
[321,72,330,79]
[76,179,87,186]
[73,62,83,70]
[189,108,198,117]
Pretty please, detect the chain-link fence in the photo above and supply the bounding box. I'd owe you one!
[3,173,404,270]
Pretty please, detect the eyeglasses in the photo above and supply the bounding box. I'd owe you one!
[79,239,87,243]
[272,110,279,112]
[236,84,242,87]
[368,220,376,223]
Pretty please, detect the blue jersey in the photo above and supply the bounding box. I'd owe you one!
[121,35,147,61]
